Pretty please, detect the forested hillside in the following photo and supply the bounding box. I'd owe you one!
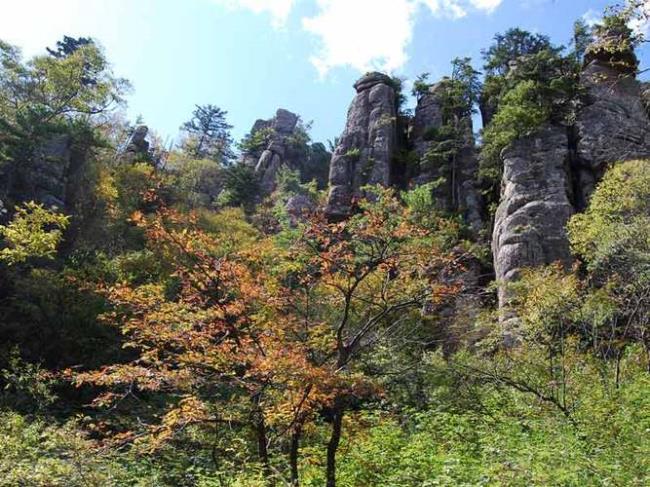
[0,2,648,486]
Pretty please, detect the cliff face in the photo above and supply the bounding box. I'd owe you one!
[324,30,650,330]
[1,133,89,213]
[326,72,398,218]
[574,49,650,208]
[492,31,650,319]
[492,125,574,313]
[326,73,482,229]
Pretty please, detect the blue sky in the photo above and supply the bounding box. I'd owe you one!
[2,0,648,146]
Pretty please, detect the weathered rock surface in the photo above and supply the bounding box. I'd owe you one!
[574,32,650,207]
[254,109,300,193]
[411,83,445,189]
[245,109,330,194]
[285,193,317,226]
[491,29,650,326]
[326,72,397,218]
[0,132,90,212]
[492,125,574,312]
[32,134,72,208]
[410,83,483,233]
[122,125,150,163]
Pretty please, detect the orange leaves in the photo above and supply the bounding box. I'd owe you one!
[73,189,466,456]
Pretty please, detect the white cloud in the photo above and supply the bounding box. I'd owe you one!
[582,9,602,28]
[469,0,502,13]
[212,0,296,27]
[209,0,503,75]
[302,0,417,77]
[302,0,503,76]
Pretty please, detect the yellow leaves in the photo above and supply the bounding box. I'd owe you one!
[144,396,212,451]
[96,166,119,216]
[0,202,70,265]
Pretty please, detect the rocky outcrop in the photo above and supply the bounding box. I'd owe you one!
[411,83,445,189]
[245,109,330,194]
[252,108,299,193]
[0,132,90,212]
[31,134,73,208]
[121,125,150,164]
[410,83,483,233]
[285,193,317,226]
[492,125,574,314]
[254,109,300,193]
[326,72,398,218]
[574,29,650,208]
[491,28,650,325]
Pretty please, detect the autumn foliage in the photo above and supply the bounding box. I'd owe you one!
[72,187,462,484]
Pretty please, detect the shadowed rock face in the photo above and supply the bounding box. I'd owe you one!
[410,83,483,233]
[574,60,650,208]
[32,134,72,208]
[1,132,89,213]
[492,125,574,315]
[122,125,150,164]
[325,72,397,219]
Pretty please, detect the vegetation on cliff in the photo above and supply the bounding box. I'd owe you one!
[0,2,648,486]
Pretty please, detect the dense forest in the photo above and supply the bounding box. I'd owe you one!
[0,1,649,486]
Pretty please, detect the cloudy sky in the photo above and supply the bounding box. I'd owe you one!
[1,0,648,144]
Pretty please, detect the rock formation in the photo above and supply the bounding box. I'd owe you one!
[491,27,650,322]
[574,33,650,208]
[253,109,300,193]
[411,83,445,189]
[326,72,398,218]
[492,125,574,314]
[31,134,73,208]
[410,82,483,233]
[121,125,150,164]
[244,109,330,194]
[0,132,90,213]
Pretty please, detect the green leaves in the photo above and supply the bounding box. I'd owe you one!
[0,202,69,265]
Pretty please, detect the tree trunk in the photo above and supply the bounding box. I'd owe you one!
[255,414,272,479]
[325,404,344,487]
[289,424,302,486]
[252,392,273,485]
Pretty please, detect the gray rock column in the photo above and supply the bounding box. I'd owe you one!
[492,125,574,316]
[326,72,398,219]
[575,31,650,207]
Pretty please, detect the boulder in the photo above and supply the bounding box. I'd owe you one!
[285,193,316,225]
